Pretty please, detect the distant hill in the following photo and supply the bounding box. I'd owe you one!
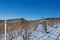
[0,18,60,34]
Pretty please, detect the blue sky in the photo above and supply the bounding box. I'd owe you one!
[0,0,60,20]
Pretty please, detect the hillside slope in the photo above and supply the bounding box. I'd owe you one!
[0,18,60,40]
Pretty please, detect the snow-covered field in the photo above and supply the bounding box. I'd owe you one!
[0,22,60,40]
[28,24,60,40]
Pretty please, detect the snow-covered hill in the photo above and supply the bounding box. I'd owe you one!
[0,18,60,40]
[5,22,60,40]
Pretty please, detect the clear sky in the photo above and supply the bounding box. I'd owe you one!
[0,0,60,20]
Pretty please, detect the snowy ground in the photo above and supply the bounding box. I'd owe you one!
[0,23,60,40]
[28,24,60,40]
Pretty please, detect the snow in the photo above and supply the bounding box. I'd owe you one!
[0,22,60,40]
[28,23,60,40]
[36,24,45,33]
[0,34,5,40]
